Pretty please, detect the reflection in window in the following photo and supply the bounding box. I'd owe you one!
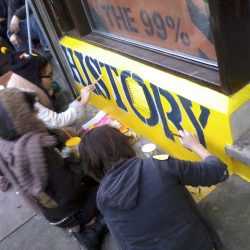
[85,0,216,63]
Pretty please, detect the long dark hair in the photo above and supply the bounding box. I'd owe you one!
[79,125,136,180]
[37,56,55,106]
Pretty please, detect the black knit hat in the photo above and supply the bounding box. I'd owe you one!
[9,51,45,86]
[0,88,47,140]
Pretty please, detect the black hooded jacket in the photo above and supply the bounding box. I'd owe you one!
[97,156,228,250]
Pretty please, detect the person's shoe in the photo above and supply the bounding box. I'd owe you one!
[72,230,102,250]
[73,215,108,250]
[88,214,106,233]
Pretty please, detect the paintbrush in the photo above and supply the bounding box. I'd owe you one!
[76,76,102,101]
[60,127,73,138]
[168,131,182,138]
[168,130,193,151]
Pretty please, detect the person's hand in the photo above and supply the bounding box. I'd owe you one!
[179,130,200,151]
[79,85,95,106]
[10,15,20,34]
[178,130,212,160]
[9,33,22,46]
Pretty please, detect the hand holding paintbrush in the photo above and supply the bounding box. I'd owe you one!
[76,85,95,106]
[76,76,102,101]
[178,130,212,159]
[168,130,192,151]
[168,131,182,138]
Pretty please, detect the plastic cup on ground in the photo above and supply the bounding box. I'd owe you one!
[141,143,157,158]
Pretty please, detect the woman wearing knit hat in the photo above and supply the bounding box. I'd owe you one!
[7,51,95,129]
[0,88,107,250]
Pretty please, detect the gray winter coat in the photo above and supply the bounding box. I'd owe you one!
[97,155,228,250]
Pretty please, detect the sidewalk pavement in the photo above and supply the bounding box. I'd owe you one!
[0,189,117,250]
[1,173,250,250]
[199,174,250,250]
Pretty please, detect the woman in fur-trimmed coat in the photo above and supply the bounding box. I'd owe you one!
[0,88,106,250]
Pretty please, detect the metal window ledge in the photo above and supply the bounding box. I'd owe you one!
[226,130,250,167]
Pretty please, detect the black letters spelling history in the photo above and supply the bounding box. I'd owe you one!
[62,45,210,147]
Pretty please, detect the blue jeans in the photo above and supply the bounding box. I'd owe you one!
[15,14,49,51]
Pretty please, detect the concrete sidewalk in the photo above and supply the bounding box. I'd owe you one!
[0,189,117,250]
[1,175,250,250]
[199,175,250,250]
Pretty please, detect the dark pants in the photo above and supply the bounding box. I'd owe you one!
[51,186,100,228]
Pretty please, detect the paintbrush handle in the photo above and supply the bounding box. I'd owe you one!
[60,127,73,138]
[169,131,182,138]
[76,76,102,100]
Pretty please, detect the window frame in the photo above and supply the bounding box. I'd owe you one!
[82,0,250,95]
[35,0,250,95]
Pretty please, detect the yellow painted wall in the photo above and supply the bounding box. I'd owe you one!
[60,36,250,181]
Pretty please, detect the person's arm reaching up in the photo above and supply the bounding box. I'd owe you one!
[179,130,212,160]
[155,130,228,187]
[36,85,95,128]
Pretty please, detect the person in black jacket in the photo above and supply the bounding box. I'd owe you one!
[79,125,229,250]
[8,0,51,59]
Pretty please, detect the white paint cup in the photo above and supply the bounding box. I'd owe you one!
[141,143,157,158]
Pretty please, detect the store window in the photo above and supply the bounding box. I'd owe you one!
[34,0,250,94]
[85,0,216,64]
